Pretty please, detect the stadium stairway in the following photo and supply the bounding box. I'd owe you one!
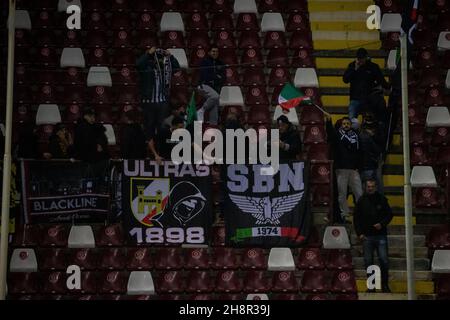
[309,0,436,299]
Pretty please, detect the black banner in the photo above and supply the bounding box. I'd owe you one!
[122,160,213,245]
[21,160,111,224]
[224,162,311,247]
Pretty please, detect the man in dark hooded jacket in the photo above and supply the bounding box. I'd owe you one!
[275,115,302,161]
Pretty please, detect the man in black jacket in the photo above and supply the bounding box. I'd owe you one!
[354,178,393,292]
[136,47,180,143]
[326,115,363,221]
[120,110,147,159]
[275,115,302,161]
[343,48,390,127]
[197,46,226,125]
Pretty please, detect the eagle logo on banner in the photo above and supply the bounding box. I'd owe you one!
[229,192,304,225]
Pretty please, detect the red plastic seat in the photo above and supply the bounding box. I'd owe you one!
[285,0,308,13]
[218,48,238,66]
[85,12,108,31]
[189,47,208,67]
[414,187,441,208]
[212,226,226,246]
[326,250,353,270]
[35,30,58,48]
[84,0,109,12]
[300,105,324,125]
[297,248,325,270]
[86,48,110,66]
[69,248,98,270]
[424,87,446,106]
[212,247,239,269]
[94,106,116,123]
[61,67,86,85]
[408,105,425,126]
[186,270,213,293]
[410,125,427,145]
[36,47,58,67]
[171,69,189,87]
[330,271,357,293]
[272,271,298,292]
[88,86,113,105]
[187,31,210,49]
[98,271,128,294]
[95,224,124,247]
[238,31,261,49]
[300,270,329,293]
[63,30,83,48]
[414,30,438,50]
[111,0,130,12]
[432,127,450,146]
[209,0,233,13]
[268,67,290,87]
[259,0,281,12]
[110,12,131,30]
[8,273,39,294]
[438,12,450,31]
[241,48,264,67]
[34,10,56,29]
[215,30,236,48]
[162,31,185,48]
[14,65,30,85]
[186,13,208,31]
[310,163,331,184]
[185,248,210,269]
[170,86,189,107]
[156,271,186,294]
[415,49,438,69]
[376,0,401,13]
[38,248,67,271]
[410,146,432,166]
[241,248,267,269]
[247,107,271,125]
[35,84,59,104]
[154,247,184,270]
[136,12,157,31]
[437,275,450,296]
[14,104,34,124]
[132,0,157,12]
[382,32,400,51]
[112,30,135,48]
[99,248,126,270]
[243,270,271,292]
[41,272,68,294]
[435,146,450,165]
[289,31,313,50]
[266,48,289,67]
[113,67,138,85]
[40,225,69,247]
[15,47,33,65]
[125,247,153,270]
[215,270,242,293]
[160,0,179,12]
[85,31,109,48]
[183,0,206,13]
[304,125,327,145]
[224,67,241,86]
[236,13,259,31]
[217,293,245,300]
[264,31,287,49]
[135,32,160,49]
[286,13,310,31]
[211,13,234,31]
[311,184,331,205]
[427,225,450,249]
[245,86,269,105]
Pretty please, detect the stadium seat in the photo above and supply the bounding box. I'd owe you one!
[383,32,400,51]
[85,12,108,31]
[68,226,96,248]
[432,250,450,273]
[154,247,184,270]
[69,248,98,270]
[234,0,258,13]
[186,13,209,31]
[215,270,242,293]
[39,248,67,271]
[220,86,244,106]
[58,0,82,12]
[241,48,264,67]
[212,226,226,246]
[297,248,325,270]
[380,13,402,33]
[95,224,124,247]
[425,87,446,106]
[437,274,450,296]
[291,49,315,68]
[415,30,439,49]
[410,166,438,187]
[427,225,450,249]
[264,31,287,49]
[218,47,238,65]
[8,273,39,294]
[410,125,426,146]
[414,187,441,208]
[215,30,236,48]
[432,127,450,146]
[209,0,233,13]
[162,31,185,48]
[112,30,135,48]
[246,293,269,300]
[99,248,127,270]
[41,271,68,294]
[187,31,210,49]
[111,0,130,12]
[408,105,425,126]
[269,67,290,87]
[294,68,319,88]
[245,86,269,105]
[271,271,298,292]
[85,31,109,48]
[300,105,324,125]
[132,0,157,12]
[126,248,153,270]
[212,247,239,269]
[242,68,265,86]
[236,13,259,31]
[189,47,208,67]
[14,104,34,124]
[261,13,285,32]
[8,10,32,30]
[186,270,213,293]
[273,106,299,126]
[136,12,157,30]
[243,270,271,292]
[415,49,438,69]
[156,271,185,294]
[268,248,296,271]
[36,104,62,125]
[86,48,110,66]
[183,0,206,13]
[13,225,39,248]
[87,67,112,87]
[438,32,450,50]
[10,249,38,273]
[326,250,353,270]
[110,12,131,30]
[113,67,138,85]
[211,13,234,31]
[160,12,185,33]
[410,146,432,166]
[167,48,188,69]
[286,13,310,31]
[426,107,450,127]
[311,184,331,204]
[248,107,271,125]
[241,248,267,269]
[238,31,261,49]
[185,248,210,269]
[285,0,308,13]
[98,271,128,294]
[135,32,160,49]
[303,125,327,145]
[266,48,289,68]
[60,48,85,68]
[127,271,155,295]
[323,227,351,249]
[289,31,313,50]
[36,47,59,67]
[330,271,357,293]
[300,270,329,293]
[435,146,450,164]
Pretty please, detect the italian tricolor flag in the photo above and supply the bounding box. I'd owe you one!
[278,83,312,110]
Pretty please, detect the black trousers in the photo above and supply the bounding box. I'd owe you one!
[141,101,170,141]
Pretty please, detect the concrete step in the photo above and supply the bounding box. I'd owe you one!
[353,257,430,271]
[356,279,434,294]
[386,224,434,235]
[350,234,426,247]
[354,269,433,281]
[314,50,387,58]
[358,293,436,300]
[351,246,429,259]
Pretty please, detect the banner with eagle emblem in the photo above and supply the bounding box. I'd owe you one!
[224,162,311,247]
[122,160,213,245]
